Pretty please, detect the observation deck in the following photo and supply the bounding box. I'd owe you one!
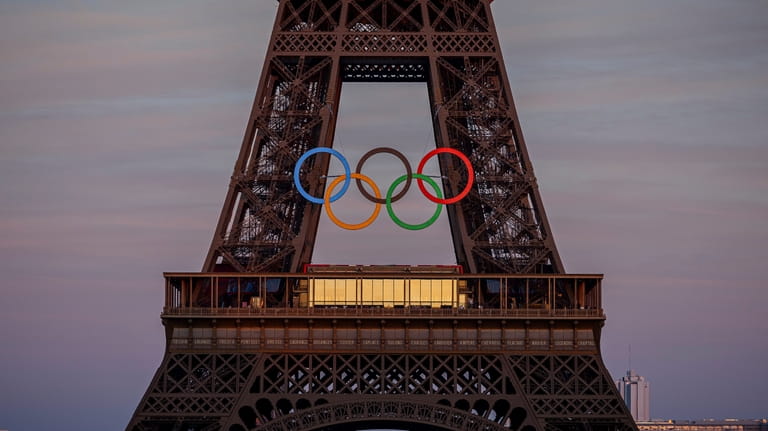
[163,268,603,319]
[160,267,605,354]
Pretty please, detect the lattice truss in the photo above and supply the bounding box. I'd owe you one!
[253,353,515,395]
[131,352,633,431]
[206,0,562,274]
[226,352,538,431]
[279,0,342,32]
[508,355,634,421]
[277,0,489,34]
[273,0,494,54]
[434,56,561,273]
[427,0,489,32]
[128,353,259,431]
[345,0,424,32]
[208,56,334,273]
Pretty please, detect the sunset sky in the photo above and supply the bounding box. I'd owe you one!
[1,1,767,430]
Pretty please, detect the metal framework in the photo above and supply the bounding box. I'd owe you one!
[127,1,637,431]
[202,0,562,275]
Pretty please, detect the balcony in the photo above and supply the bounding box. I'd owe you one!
[161,270,604,320]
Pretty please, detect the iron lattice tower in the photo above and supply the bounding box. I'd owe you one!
[127,1,638,431]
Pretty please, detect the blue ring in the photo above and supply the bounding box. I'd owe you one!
[293,148,351,204]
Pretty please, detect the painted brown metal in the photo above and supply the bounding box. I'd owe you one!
[127,1,637,431]
[201,0,562,275]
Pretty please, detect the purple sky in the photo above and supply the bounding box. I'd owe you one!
[1,1,767,430]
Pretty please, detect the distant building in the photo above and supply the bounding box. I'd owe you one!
[638,419,768,431]
[616,369,650,421]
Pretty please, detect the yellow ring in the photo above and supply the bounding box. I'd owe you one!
[325,173,381,230]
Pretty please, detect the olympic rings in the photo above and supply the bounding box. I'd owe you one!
[293,147,474,230]
[416,148,474,205]
[386,174,442,230]
[325,173,382,230]
[355,147,411,204]
[294,147,351,204]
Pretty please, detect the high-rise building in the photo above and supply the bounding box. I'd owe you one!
[617,369,651,421]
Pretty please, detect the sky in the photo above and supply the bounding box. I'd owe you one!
[1,1,767,430]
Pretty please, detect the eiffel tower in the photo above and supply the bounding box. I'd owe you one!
[127,1,638,430]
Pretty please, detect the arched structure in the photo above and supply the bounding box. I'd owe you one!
[226,400,518,431]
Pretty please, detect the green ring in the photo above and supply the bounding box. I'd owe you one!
[386,173,443,230]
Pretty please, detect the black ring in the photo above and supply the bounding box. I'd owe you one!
[355,147,412,204]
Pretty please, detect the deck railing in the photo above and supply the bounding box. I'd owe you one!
[162,272,603,317]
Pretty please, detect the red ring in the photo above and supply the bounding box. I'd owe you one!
[416,148,474,204]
